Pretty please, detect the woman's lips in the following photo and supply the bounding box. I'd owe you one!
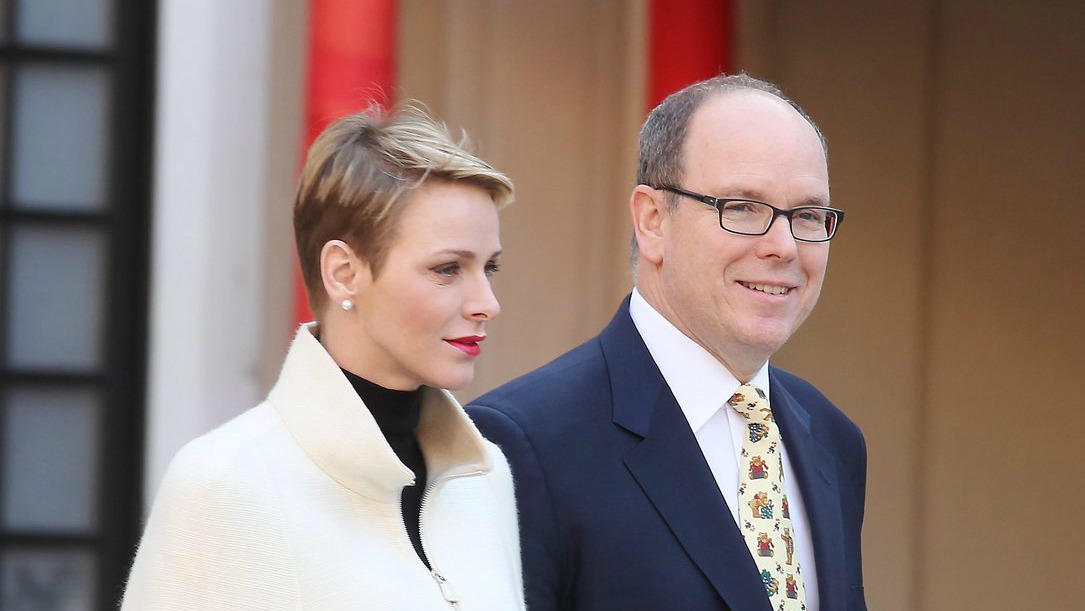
[445,336,485,357]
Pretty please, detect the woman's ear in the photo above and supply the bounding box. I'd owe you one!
[630,185,667,265]
[319,240,369,306]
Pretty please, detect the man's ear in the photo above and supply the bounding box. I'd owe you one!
[319,240,369,305]
[630,185,667,265]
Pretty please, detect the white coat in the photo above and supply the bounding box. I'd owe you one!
[122,324,525,610]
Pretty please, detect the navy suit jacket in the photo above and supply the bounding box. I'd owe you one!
[468,297,867,611]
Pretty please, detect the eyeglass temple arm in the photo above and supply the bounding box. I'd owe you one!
[657,185,719,206]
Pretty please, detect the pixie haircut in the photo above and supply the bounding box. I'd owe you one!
[294,102,514,314]
[631,73,827,266]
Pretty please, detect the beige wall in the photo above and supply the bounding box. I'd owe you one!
[922,2,1085,608]
[401,1,1085,609]
[399,0,647,400]
[746,1,1085,609]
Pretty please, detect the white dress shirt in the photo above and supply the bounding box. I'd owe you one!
[629,289,820,609]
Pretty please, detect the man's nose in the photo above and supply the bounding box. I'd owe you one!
[757,214,800,259]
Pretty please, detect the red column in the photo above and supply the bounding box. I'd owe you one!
[293,0,398,326]
[648,0,734,110]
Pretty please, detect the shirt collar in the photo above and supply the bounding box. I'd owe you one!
[629,288,771,432]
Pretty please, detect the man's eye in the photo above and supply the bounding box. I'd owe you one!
[723,201,759,214]
[795,209,825,223]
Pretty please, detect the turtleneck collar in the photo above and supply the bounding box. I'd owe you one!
[340,368,422,442]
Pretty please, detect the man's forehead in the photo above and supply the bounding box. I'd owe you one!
[682,92,825,163]
[679,91,829,200]
[687,90,816,141]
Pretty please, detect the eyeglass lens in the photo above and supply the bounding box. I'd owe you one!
[719,201,838,241]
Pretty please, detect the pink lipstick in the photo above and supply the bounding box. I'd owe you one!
[446,335,485,357]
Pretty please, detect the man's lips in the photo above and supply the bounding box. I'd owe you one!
[445,336,485,357]
[738,281,794,296]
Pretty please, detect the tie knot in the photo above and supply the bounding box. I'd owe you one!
[727,384,772,422]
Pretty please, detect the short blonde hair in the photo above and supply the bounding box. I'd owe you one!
[293,102,514,314]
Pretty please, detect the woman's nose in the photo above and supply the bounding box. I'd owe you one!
[469,276,500,320]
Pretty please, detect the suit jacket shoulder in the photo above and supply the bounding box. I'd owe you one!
[771,366,866,452]
[474,334,608,412]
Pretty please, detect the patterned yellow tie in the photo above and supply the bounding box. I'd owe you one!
[729,384,807,611]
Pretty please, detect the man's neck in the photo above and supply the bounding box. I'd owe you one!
[632,285,769,381]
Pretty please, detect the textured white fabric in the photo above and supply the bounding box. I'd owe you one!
[122,324,525,610]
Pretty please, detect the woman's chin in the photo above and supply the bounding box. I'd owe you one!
[427,367,476,392]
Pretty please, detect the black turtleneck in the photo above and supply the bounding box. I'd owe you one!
[341,369,430,568]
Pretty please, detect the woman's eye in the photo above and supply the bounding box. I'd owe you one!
[485,261,501,277]
[433,263,460,276]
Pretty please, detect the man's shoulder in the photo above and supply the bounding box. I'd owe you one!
[468,333,612,423]
[770,365,865,438]
[770,366,825,400]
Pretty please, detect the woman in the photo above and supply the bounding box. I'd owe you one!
[122,104,523,610]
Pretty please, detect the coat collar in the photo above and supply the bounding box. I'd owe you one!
[268,323,492,502]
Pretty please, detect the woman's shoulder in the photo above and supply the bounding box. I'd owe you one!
[124,403,304,610]
[157,402,285,501]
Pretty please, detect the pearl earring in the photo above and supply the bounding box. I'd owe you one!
[341,299,354,311]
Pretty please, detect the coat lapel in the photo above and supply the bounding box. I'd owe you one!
[769,370,847,611]
[599,303,772,611]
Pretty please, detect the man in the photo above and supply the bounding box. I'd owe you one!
[467,74,866,611]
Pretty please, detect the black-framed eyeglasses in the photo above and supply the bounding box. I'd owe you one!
[657,185,845,243]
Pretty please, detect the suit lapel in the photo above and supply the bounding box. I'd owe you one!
[599,303,772,611]
[770,370,847,611]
